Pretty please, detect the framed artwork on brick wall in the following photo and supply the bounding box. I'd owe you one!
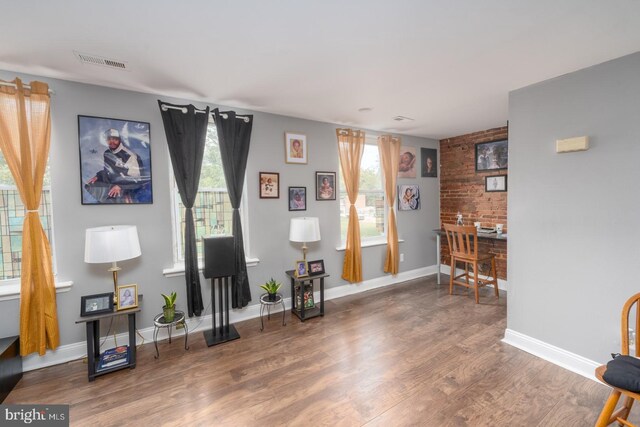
[485,174,507,192]
[475,139,508,172]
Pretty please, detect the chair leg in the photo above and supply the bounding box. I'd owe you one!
[618,396,634,423]
[595,390,622,427]
[492,257,499,298]
[473,261,480,304]
[449,257,455,295]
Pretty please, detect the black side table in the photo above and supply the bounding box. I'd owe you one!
[152,310,189,358]
[75,303,140,382]
[286,271,328,322]
[259,293,286,331]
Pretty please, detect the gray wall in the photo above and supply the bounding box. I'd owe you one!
[508,51,640,362]
[0,70,439,346]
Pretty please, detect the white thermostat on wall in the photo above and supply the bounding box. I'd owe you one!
[556,136,589,153]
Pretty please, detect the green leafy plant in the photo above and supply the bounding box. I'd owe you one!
[161,291,177,308]
[260,278,281,295]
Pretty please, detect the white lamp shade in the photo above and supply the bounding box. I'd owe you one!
[84,225,142,264]
[289,217,321,243]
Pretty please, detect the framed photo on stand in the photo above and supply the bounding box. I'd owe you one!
[308,259,325,276]
[116,284,139,311]
[80,292,114,317]
[294,260,309,278]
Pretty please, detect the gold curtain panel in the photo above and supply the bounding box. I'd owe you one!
[378,135,401,274]
[0,78,59,356]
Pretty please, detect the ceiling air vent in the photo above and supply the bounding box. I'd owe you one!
[392,115,415,122]
[73,51,128,71]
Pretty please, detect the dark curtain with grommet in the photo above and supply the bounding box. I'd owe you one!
[158,101,209,317]
[213,108,253,308]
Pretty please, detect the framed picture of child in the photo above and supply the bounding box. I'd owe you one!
[294,260,309,278]
[315,171,336,200]
[285,132,307,164]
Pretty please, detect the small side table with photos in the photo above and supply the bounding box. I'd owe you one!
[285,270,328,322]
[75,296,141,382]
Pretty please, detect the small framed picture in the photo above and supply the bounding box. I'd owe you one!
[80,292,114,317]
[285,132,307,164]
[475,139,508,172]
[316,171,336,201]
[398,146,417,178]
[116,284,139,311]
[421,148,438,177]
[308,259,325,276]
[398,185,420,211]
[288,186,307,211]
[485,174,507,192]
[294,260,309,278]
[259,172,280,199]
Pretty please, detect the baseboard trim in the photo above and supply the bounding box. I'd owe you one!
[439,265,508,291]
[502,328,599,382]
[23,265,438,372]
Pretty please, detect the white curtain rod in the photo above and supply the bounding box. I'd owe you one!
[0,81,55,95]
[160,104,250,122]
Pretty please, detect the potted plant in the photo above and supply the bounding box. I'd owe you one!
[260,278,281,301]
[161,291,177,322]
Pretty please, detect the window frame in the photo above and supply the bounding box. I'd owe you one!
[166,120,255,275]
[338,136,388,245]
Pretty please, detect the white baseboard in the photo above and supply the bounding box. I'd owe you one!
[439,264,508,291]
[502,329,600,382]
[23,265,439,372]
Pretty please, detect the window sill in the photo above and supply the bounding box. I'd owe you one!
[335,238,404,251]
[0,280,73,302]
[163,257,260,278]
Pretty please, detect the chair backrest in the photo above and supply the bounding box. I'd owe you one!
[443,224,478,261]
[621,292,640,357]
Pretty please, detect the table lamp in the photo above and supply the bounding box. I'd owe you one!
[84,225,141,304]
[289,217,321,261]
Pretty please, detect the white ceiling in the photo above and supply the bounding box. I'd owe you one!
[2,0,640,139]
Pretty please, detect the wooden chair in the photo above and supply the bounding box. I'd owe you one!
[443,224,499,304]
[595,292,640,427]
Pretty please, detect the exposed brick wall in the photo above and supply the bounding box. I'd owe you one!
[439,126,508,279]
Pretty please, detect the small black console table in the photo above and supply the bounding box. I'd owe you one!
[286,271,328,322]
[75,302,140,382]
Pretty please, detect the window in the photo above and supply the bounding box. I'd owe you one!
[339,142,386,242]
[0,152,54,281]
[170,123,247,263]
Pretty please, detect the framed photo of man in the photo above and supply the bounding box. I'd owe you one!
[284,132,307,164]
[78,115,153,205]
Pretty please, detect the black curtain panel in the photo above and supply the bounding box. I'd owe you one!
[158,101,209,317]
[213,108,253,308]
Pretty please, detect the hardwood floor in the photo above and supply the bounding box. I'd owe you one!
[6,276,628,426]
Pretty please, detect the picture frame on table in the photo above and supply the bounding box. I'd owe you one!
[78,115,153,205]
[259,172,280,199]
[80,292,114,317]
[116,284,139,311]
[315,172,336,201]
[308,259,325,276]
[294,260,309,278]
[485,174,507,192]
[284,132,307,164]
[475,139,508,172]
